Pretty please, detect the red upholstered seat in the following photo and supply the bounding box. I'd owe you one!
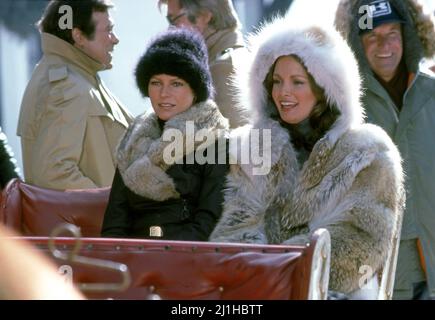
[0,179,109,236]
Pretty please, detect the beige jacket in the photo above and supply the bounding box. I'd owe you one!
[205,28,249,128]
[17,33,132,190]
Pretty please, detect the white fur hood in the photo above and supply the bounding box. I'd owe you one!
[235,15,364,145]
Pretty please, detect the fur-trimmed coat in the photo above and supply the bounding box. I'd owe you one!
[101,100,230,241]
[335,0,435,297]
[0,127,19,189]
[209,17,404,294]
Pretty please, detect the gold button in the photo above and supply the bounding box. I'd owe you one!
[150,226,163,237]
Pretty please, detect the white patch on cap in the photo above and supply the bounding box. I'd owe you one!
[368,0,392,18]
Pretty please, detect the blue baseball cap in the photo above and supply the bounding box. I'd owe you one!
[359,0,406,34]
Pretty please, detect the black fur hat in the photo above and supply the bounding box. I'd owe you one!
[135,28,213,103]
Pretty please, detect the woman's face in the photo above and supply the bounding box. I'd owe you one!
[148,74,195,121]
[271,56,317,125]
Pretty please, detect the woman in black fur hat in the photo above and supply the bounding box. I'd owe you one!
[101,28,230,240]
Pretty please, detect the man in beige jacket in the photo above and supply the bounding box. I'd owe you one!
[158,0,249,128]
[18,0,132,190]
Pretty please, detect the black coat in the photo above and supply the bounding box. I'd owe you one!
[101,100,230,241]
[101,157,229,241]
[0,127,19,189]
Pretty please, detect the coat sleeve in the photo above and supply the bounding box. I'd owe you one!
[101,168,132,237]
[209,166,269,244]
[330,157,403,294]
[0,128,20,189]
[31,87,98,189]
[284,149,404,293]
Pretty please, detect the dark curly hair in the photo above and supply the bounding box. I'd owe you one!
[263,55,341,151]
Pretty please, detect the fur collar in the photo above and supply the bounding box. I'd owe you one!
[335,0,435,74]
[234,15,363,147]
[117,100,229,201]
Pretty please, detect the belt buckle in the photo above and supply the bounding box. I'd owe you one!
[149,226,163,237]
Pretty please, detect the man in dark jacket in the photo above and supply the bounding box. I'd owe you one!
[0,127,19,189]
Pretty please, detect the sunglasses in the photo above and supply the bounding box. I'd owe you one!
[166,12,187,25]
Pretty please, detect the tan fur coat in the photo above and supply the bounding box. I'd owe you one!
[210,17,405,294]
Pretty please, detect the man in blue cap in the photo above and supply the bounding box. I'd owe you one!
[335,0,435,299]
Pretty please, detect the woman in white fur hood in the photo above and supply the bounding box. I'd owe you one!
[209,16,405,296]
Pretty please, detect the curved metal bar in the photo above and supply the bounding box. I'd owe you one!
[48,223,82,261]
[48,223,131,292]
